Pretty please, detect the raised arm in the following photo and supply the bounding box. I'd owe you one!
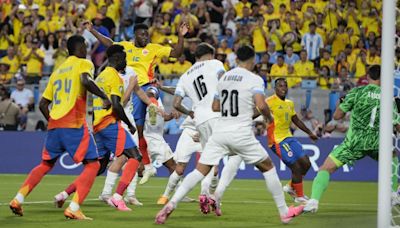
[84,21,113,47]
[169,23,189,58]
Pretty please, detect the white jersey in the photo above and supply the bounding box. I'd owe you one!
[119,66,136,116]
[175,59,225,126]
[144,101,165,139]
[214,67,265,132]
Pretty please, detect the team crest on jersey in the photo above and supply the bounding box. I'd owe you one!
[287,151,293,157]
[278,105,283,109]
[142,49,149,56]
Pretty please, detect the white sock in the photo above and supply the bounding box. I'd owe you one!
[126,173,138,196]
[15,193,24,204]
[102,171,119,195]
[163,171,182,197]
[214,156,242,199]
[144,164,153,171]
[201,167,214,196]
[170,169,205,207]
[210,175,219,194]
[262,167,288,216]
[61,191,69,199]
[69,201,80,212]
[113,193,123,200]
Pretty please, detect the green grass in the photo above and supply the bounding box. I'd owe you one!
[0,174,378,228]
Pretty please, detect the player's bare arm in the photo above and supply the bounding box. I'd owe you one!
[111,95,136,135]
[81,73,111,109]
[84,21,113,48]
[39,98,51,121]
[159,86,176,96]
[254,93,273,124]
[169,22,189,58]
[292,114,318,141]
[333,106,346,120]
[173,95,194,118]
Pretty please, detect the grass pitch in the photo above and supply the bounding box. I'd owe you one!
[0,174,377,228]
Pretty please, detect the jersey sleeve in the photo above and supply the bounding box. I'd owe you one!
[251,76,265,95]
[80,59,95,78]
[152,43,172,58]
[42,76,54,101]
[339,88,357,113]
[174,77,186,98]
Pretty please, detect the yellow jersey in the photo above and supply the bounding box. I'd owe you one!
[252,26,268,53]
[42,56,94,129]
[331,33,349,57]
[0,56,19,79]
[172,61,192,75]
[320,57,335,69]
[116,41,172,86]
[93,66,124,133]
[294,61,315,77]
[25,48,45,76]
[270,64,288,77]
[266,95,296,146]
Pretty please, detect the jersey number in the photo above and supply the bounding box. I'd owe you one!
[193,75,207,100]
[54,79,72,105]
[221,89,239,117]
[369,106,378,127]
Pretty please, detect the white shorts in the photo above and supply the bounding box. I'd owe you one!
[174,128,202,163]
[144,135,174,164]
[197,118,218,149]
[199,129,269,166]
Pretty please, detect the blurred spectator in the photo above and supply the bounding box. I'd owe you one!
[183,38,200,64]
[215,51,228,70]
[194,0,211,30]
[324,113,350,138]
[164,116,185,134]
[235,6,254,26]
[98,4,116,38]
[267,42,279,65]
[217,39,232,55]
[250,15,267,63]
[294,50,315,79]
[329,20,349,57]
[318,65,333,90]
[254,121,266,136]
[172,55,192,76]
[351,49,367,78]
[234,0,251,19]
[0,46,19,83]
[320,50,335,72]
[270,55,288,78]
[53,38,68,71]
[120,18,135,41]
[293,107,321,137]
[367,45,381,66]
[158,56,173,78]
[206,0,224,36]
[0,23,14,58]
[23,38,44,84]
[0,85,19,131]
[301,22,324,67]
[92,14,110,68]
[11,79,34,112]
[218,28,235,49]
[0,62,10,84]
[134,0,157,25]
[173,6,199,38]
[283,46,299,66]
[40,33,58,76]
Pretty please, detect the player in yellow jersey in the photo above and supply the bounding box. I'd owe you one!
[266,78,318,203]
[9,35,111,220]
[85,21,189,182]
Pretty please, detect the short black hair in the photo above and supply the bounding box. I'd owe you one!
[277,55,284,60]
[274,78,287,87]
[106,44,125,58]
[309,22,317,27]
[368,65,380,80]
[67,35,85,55]
[194,43,215,59]
[237,45,255,62]
[134,23,149,32]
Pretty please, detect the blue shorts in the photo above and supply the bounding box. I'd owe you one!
[95,122,136,157]
[132,83,159,126]
[42,124,98,163]
[270,137,305,166]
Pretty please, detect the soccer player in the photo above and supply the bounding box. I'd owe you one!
[169,42,225,212]
[155,46,304,224]
[156,85,216,205]
[86,21,189,184]
[92,44,143,211]
[304,65,400,213]
[266,78,318,203]
[9,35,111,220]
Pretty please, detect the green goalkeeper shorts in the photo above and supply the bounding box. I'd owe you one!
[329,130,379,167]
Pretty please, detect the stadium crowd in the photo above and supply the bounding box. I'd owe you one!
[0,0,388,134]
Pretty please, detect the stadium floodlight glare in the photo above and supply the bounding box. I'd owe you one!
[379,0,396,227]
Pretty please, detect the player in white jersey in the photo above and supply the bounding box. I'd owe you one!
[156,86,216,205]
[155,46,304,225]
[170,43,225,212]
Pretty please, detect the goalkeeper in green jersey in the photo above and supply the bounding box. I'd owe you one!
[304,65,400,213]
